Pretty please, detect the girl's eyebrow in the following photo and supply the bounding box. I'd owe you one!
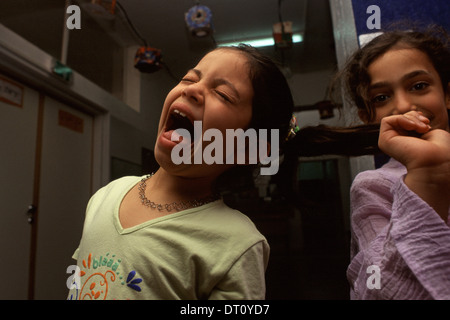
[369,70,432,90]
[188,68,202,78]
[188,68,241,100]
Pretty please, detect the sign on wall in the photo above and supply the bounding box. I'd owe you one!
[0,75,24,108]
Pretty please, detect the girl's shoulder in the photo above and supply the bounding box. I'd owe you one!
[95,175,142,196]
[87,176,143,209]
[355,158,405,183]
[181,201,267,244]
[351,158,407,197]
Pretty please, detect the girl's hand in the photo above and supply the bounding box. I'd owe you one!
[378,111,450,222]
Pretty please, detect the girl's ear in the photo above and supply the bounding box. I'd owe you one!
[358,109,370,123]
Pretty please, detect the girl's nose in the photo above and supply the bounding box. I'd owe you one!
[182,83,205,105]
[393,92,414,115]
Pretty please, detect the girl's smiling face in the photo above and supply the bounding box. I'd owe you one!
[366,47,450,131]
[154,49,254,178]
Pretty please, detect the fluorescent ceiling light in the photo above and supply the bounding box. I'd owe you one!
[218,33,303,48]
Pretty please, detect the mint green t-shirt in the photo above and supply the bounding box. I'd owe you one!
[67,176,269,300]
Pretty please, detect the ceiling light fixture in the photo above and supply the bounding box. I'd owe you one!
[217,33,303,48]
[185,4,214,38]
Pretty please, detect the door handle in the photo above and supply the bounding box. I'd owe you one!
[27,204,37,224]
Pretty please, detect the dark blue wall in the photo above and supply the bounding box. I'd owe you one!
[351,0,450,36]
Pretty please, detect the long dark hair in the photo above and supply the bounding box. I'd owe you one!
[291,123,380,157]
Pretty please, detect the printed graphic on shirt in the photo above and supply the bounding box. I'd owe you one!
[68,252,143,300]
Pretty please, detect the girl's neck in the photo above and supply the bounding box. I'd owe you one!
[147,168,218,204]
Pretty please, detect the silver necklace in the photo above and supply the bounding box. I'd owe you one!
[138,174,220,212]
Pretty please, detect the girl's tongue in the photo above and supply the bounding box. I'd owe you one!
[164,129,185,144]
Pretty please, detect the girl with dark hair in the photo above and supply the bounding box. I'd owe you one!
[339,27,450,299]
[68,45,294,300]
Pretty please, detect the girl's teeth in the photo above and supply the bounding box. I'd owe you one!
[173,109,187,117]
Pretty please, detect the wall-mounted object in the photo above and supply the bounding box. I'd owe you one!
[0,75,24,108]
[185,4,213,38]
[52,60,73,82]
[134,47,162,73]
[316,100,335,120]
[273,21,293,49]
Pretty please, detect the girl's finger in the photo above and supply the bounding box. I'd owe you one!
[402,112,431,133]
[418,114,430,124]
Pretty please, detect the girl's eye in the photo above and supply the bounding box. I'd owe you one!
[181,77,196,83]
[215,90,232,102]
[371,94,390,105]
[411,82,429,91]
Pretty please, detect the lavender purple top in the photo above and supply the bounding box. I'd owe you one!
[347,158,450,299]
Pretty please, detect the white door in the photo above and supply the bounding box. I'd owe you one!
[0,79,38,299]
[33,96,93,300]
[0,75,95,299]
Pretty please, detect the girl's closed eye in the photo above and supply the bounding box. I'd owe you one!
[214,89,233,103]
[181,77,197,83]
[181,69,200,84]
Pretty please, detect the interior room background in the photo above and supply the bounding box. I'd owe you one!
[0,0,448,299]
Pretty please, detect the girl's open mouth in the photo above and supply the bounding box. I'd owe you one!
[160,109,197,148]
[165,109,195,137]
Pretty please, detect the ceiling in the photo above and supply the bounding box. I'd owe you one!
[0,0,336,90]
